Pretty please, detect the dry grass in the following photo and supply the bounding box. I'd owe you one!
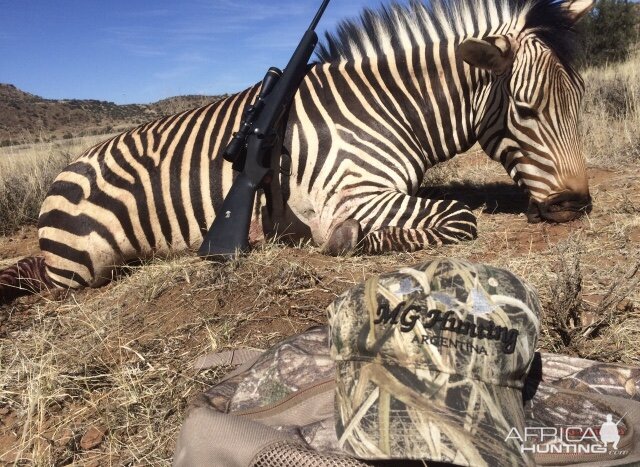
[0,247,411,464]
[581,49,640,167]
[1,53,640,465]
[0,135,112,236]
[2,256,236,464]
[2,167,638,464]
[538,239,640,362]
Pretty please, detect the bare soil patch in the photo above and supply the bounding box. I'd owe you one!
[0,226,39,268]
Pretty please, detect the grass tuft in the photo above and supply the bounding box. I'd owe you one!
[581,50,640,166]
[0,135,110,236]
[540,239,640,363]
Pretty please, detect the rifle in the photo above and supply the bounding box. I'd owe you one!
[198,0,331,260]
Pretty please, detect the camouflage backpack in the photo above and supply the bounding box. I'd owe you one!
[174,260,640,467]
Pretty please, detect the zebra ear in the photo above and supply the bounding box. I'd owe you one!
[457,36,514,75]
[563,0,595,24]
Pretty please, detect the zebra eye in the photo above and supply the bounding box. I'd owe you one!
[514,103,538,120]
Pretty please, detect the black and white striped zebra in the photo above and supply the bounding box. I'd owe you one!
[0,0,593,301]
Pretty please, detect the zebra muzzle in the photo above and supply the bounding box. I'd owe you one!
[527,192,592,224]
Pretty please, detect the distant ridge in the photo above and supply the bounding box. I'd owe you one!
[0,83,225,146]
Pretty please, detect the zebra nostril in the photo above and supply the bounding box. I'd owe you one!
[526,200,543,224]
[536,192,592,222]
[548,193,592,213]
[526,192,592,224]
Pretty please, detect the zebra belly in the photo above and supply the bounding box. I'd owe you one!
[37,172,288,289]
[259,177,314,245]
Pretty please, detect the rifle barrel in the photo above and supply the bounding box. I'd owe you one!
[199,0,331,260]
[309,0,330,31]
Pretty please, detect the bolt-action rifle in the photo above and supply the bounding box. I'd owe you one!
[198,0,330,260]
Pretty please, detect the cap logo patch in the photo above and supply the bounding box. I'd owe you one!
[374,301,520,354]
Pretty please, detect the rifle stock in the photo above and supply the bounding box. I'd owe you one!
[198,0,330,260]
[197,172,263,259]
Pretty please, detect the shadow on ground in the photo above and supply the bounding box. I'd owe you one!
[419,181,528,215]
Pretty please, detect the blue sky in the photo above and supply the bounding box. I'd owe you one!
[0,0,399,104]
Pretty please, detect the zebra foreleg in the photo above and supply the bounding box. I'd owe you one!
[321,219,363,256]
[356,196,477,254]
[0,256,55,303]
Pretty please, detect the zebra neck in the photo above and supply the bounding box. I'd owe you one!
[341,49,477,168]
[468,67,508,164]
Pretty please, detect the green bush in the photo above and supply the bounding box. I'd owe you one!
[577,0,640,67]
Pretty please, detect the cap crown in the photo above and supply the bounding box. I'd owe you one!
[329,259,541,388]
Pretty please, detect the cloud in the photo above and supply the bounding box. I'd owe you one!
[176,51,208,64]
[201,0,314,22]
[102,1,387,62]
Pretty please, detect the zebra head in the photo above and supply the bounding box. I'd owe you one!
[458,0,594,223]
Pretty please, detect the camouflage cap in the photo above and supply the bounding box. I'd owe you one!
[327,258,541,466]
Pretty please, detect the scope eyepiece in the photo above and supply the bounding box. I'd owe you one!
[223,133,246,162]
[259,67,282,99]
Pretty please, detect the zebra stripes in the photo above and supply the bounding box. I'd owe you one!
[1,0,593,298]
[37,87,262,288]
[0,257,53,303]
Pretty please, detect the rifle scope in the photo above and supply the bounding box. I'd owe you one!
[223,67,282,163]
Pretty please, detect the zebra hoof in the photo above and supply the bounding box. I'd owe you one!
[322,219,363,256]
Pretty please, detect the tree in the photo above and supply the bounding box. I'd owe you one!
[576,0,640,67]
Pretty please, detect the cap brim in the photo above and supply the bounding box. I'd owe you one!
[335,360,534,467]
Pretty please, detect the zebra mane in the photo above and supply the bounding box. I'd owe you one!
[316,0,579,67]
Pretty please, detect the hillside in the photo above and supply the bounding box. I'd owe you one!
[0,84,224,146]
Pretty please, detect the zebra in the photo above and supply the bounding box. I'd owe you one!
[0,0,593,302]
